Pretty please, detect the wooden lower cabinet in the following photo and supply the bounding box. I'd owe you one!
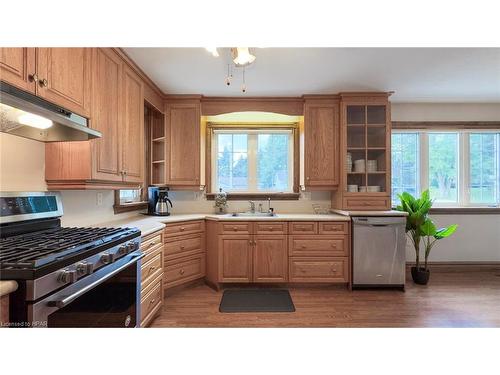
[140,230,164,327]
[219,235,252,282]
[163,220,206,289]
[206,221,350,286]
[253,235,288,282]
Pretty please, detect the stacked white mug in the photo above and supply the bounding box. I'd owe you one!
[367,160,378,172]
[346,153,352,173]
[354,159,365,173]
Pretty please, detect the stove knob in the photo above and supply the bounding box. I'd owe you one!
[58,269,78,284]
[118,245,128,255]
[126,241,137,252]
[76,262,94,275]
[101,252,116,264]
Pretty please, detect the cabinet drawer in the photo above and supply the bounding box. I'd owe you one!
[164,233,204,261]
[289,257,349,283]
[142,244,162,265]
[141,252,163,287]
[141,232,163,255]
[220,222,252,235]
[318,222,349,235]
[343,197,390,211]
[254,222,287,235]
[140,277,162,323]
[164,254,205,289]
[164,220,204,237]
[289,236,348,256]
[288,222,318,235]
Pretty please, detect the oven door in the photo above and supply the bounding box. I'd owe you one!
[29,252,143,328]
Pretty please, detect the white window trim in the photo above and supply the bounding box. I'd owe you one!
[211,129,294,193]
[392,129,500,208]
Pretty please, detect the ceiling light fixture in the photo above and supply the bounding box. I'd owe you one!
[231,47,256,67]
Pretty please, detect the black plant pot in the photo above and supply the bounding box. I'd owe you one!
[411,267,430,285]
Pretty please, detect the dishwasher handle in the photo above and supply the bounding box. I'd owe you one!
[352,217,406,227]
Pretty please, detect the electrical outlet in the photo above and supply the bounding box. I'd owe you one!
[96,192,103,206]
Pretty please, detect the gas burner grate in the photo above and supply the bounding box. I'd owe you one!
[0,227,135,269]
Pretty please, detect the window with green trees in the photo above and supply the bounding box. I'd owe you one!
[392,130,500,207]
[213,129,293,193]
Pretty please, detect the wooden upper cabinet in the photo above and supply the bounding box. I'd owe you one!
[304,99,340,188]
[165,101,201,187]
[218,235,252,282]
[253,235,288,282]
[90,48,123,182]
[121,65,144,183]
[0,48,36,93]
[36,48,92,117]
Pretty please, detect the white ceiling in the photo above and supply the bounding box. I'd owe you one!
[124,48,500,103]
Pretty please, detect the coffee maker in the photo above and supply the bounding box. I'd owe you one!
[146,186,173,216]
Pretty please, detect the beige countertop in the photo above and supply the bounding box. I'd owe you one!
[332,209,408,217]
[0,280,18,297]
[95,213,350,237]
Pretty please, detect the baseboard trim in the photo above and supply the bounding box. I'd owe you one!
[406,261,500,272]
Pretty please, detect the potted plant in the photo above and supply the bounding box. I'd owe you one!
[396,190,458,285]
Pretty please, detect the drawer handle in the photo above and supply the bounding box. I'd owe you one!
[331,243,337,248]
[269,227,274,231]
[233,227,238,231]
[180,227,185,231]
[301,245,306,249]
[149,266,156,272]
[150,298,156,304]
[331,268,337,273]
[179,269,185,275]
[180,245,185,250]
[148,241,157,248]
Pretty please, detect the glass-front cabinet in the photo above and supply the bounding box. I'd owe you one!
[332,93,392,210]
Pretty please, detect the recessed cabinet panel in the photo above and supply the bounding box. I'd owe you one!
[219,236,252,282]
[0,48,36,93]
[166,103,201,186]
[121,65,144,183]
[36,48,91,117]
[91,48,123,181]
[253,235,288,282]
[304,102,339,187]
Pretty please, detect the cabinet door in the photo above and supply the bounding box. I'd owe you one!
[90,48,123,182]
[304,102,339,187]
[121,64,144,183]
[253,235,288,282]
[0,48,36,93]
[218,235,252,282]
[166,102,201,186]
[36,48,92,117]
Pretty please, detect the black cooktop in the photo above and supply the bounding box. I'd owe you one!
[0,226,140,279]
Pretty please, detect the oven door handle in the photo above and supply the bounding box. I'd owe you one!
[48,252,145,309]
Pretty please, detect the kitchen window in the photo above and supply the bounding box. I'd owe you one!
[391,130,500,208]
[208,124,299,198]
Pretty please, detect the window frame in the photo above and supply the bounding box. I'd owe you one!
[205,122,300,200]
[392,128,500,208]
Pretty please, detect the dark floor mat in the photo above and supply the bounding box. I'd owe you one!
[219,288,295,313]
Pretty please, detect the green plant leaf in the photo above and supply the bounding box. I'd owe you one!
[420,219,437,236]
[435,224,458,239]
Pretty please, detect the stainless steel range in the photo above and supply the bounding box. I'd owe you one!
[0,192,142,327]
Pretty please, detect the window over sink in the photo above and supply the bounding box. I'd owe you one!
[209,124,299,197]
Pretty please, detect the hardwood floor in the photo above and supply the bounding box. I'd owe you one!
[151,267,500,327]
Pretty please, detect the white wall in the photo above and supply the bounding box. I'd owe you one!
[1,103,499,262]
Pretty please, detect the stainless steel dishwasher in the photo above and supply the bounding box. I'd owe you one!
[352,216,407,290]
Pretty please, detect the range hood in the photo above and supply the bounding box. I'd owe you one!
[0,82,101,142]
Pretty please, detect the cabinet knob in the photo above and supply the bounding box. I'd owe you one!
[29,73,38,83]
[233,227,238,231]
[40,78,48,87]
[180,227,185,231]
[180,245,185,250]
[150,299,156,304]
[179,269,185,275]
[306,177,310,180]
[331,268,337,273]
[149,265,156,272]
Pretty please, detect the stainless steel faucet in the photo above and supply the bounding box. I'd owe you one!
[248,200,255,213]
